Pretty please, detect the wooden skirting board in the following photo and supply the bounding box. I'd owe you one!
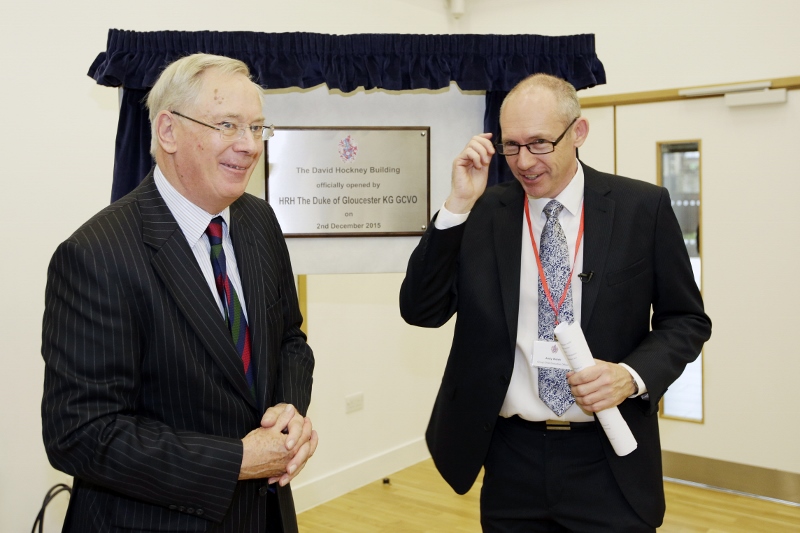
[663,450,800,505]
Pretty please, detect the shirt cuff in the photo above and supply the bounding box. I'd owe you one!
[433,203,470,230]
[618,363,648,398]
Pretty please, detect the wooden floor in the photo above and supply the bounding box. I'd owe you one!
[298,459,800,532]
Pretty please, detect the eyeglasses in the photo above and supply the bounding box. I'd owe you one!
[171,111,274,142]
[496,117,578,156]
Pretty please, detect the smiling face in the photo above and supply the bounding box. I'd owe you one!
[159,67,265,214]
[500,87,588,199]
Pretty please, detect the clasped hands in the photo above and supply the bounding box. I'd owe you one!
[239,403,318,486]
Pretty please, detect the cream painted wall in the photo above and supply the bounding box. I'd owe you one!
[615,93,800,474]
[291,273,455,510]
[4,0,800,531]
[463,0,800,98]
[578,106,616,175]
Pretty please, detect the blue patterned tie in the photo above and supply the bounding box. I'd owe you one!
[537,200,575,416]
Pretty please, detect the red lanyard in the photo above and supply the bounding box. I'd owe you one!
[524,199,585,324]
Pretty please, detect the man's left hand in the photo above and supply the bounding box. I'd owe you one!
[260,403,318,486]
[567,360,635,412]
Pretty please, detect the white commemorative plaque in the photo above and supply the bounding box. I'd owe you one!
[266,127,430,237]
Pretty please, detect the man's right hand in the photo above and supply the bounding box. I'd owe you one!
[239,425,293,481]
[444,133,495,214]
[239,404,308,482]
[260,403,318,486]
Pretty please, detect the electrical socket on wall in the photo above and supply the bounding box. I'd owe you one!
[345,392,364,414]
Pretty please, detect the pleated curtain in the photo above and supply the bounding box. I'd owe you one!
[88,30,606,201]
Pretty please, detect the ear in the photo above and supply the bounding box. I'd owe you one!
[572,116,590,149]
[155,111,178,154]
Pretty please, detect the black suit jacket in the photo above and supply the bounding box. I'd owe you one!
[400,163,711,528]
[41,174,314,532]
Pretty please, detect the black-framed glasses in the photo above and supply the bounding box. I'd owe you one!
[171,111,274,142]
[496,117,578,156]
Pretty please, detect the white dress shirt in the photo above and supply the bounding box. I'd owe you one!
[154,166,249,322]
[436,161,644,422]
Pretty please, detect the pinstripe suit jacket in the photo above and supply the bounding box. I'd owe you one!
[41,173,314,532]
[400,164,711,528]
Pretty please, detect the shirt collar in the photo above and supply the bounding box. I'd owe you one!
[527,159,585,219]
[154,165,231,247]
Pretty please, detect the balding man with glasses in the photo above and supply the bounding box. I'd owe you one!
[42,53,316,532]
[401,73,710,532]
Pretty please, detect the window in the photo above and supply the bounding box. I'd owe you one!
[658,141,704,422]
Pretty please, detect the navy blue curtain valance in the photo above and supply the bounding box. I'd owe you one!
[89,29,605,201]
[91,29,605,93]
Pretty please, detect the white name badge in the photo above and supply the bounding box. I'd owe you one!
[531,341,571,370]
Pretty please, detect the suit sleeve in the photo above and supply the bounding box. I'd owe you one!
[399,213,465,328]
[621,188,711,414]
[41,238,241,523]
[272,234,315,416]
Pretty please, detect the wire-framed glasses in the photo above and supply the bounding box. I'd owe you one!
[171,111,274,142]
[496,117,578,156]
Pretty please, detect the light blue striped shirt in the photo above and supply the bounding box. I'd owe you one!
[154,166,248,321]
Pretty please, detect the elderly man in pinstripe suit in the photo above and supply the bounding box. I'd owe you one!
[41,54,317,532]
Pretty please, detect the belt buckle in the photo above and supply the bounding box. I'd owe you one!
[545,420,571,431]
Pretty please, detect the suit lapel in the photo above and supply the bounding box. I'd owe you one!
[229,202,273,412]
[580,164,614,329]
[493,182,525,352]
[138,176,257,409]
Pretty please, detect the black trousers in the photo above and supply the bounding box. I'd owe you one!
[480,416,654,533]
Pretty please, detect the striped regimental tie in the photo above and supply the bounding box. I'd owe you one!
[206,217,255,399]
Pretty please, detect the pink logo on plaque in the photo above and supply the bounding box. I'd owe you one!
[338,135,358,162]
[551,345,559,354]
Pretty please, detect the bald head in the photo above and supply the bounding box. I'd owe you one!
[500,74,581,128]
